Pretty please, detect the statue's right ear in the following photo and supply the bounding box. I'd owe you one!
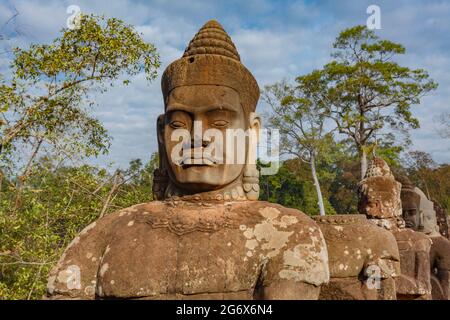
[157,114,165,145]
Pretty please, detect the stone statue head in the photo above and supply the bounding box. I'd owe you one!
[358,157,402,222]
[397,174,422,230]
[433,201,449,238]
[415,188,440,237]
[153,20,261,201]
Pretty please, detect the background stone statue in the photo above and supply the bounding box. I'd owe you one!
[313,214,400,300]
[433,201,449,239]
[358,158,432,300]
[415,187,450,300]
[46,20,330,300]
[416,187,439,237]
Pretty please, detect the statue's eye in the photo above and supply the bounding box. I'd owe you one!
[170,121,186,128]
[212,120,229,127]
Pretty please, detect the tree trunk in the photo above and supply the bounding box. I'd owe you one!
[360,148,368,180]
[0,169,3,201]
[357,95,368,181]
[14,137,43,211]
[99,171,122,218]
[310,154,326,216]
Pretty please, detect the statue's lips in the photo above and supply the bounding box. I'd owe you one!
[180,158,217,168]
[181,163,214,169]
[175,149,220,167]
[182,157,216,165]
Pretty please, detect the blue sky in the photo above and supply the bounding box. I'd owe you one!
[1,0,449,168]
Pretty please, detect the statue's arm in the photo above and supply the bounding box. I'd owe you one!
[416,250,431,279]
[255,214,330,300]
[435,239,450,299]
[46,214,117,300]
[414,238,432,297]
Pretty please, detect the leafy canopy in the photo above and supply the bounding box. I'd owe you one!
[322,25,437,149]
[0,14,160,163]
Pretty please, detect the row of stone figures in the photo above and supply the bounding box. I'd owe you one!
[45,20,449,300]
[317,157,450,300]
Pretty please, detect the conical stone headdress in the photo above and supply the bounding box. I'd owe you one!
[364,157,394,179]
[161,20,260,114]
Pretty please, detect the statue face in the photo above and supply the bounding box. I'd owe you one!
[402,194,421,230]
[359,178,402,219]
[160,85,255,192]
[365,192,396,218]
[422,207,439,235]
[412,187,441,236]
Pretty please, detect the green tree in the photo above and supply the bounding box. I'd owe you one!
[401,150,449,210]
[263,79,334,216]
[0,154,159,299]
[402,150,436,198]
[0,14,160,209]
[0,13,160,300]
[311,25,437,179]
[259,158,336,216]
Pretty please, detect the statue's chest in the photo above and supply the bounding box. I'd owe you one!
[96,218,263,299]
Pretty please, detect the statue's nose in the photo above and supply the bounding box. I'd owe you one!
[191,135,209,148]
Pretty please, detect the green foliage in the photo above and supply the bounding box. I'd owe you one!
[262,24,437,204]
[263,77,338,215]
[0,153,159,299]
[1,14,160,164]
[328,155,360,214]
[258,138,406,217]
[259,159,336,216]
[263,78,332,161]
[0,13,160,300]
[402,151,450,210]
[328,25,437,135]
[327,138,404,214]
[296,25,437,177]
[13,15,159,84]
[0,20,446,301]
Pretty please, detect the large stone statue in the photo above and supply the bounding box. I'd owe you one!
[313,215,400,300]
[358,158,432,300]
[415,188,450,300]
[46,20,330,300]
[434,201,449,239]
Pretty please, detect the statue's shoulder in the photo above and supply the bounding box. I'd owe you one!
[430,235,450,251]
[231,201,329,287]
[394,228,432,250]
[51,201,167,266]
[92,201,168,229]
[47,201,168,299]
[230,201,319,229]
[229,201,325,250]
